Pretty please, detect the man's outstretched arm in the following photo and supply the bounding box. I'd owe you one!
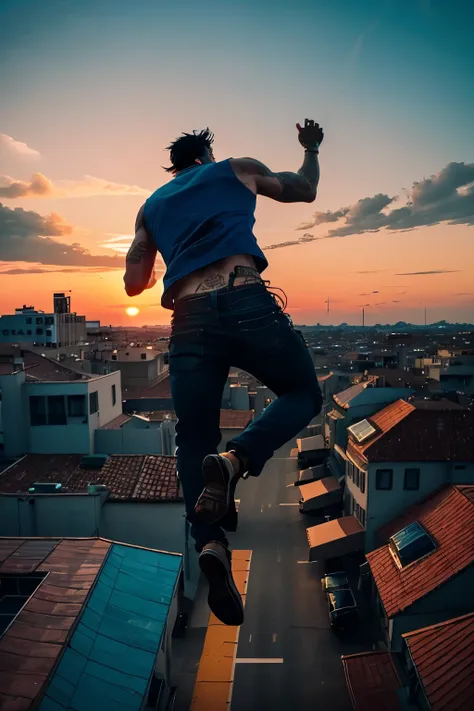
[124,205,158,297]
[231,119,323,203]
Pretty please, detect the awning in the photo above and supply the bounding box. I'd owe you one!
[299,477,343,513]
[297,434,325,453]
[306,515,365,561]
[296,463,327,485]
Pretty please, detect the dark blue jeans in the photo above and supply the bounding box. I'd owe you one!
[169,281,323,552]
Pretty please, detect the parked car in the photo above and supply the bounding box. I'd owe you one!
[326,588,359,632]
[321,571,349,593]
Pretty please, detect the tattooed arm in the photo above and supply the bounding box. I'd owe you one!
[123,205,158,297]
[230,154,320,203]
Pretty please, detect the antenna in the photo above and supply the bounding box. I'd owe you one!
[424,307,427,326]
[325,296,330,314]
[362,307,365,327]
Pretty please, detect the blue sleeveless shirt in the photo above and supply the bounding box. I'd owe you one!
[143,158,268,309]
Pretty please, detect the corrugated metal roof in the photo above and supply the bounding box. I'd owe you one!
[403,612,474,711]
[341,651,402,711]
[0,454,182,502]
[0,538,110,709]
[367,485,474,617]
[37,543,181,711]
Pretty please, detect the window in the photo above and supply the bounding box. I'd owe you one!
[26,318,32,325]
[111,354,117,361]
[46,329,52,337]
[454,465,466,470]
[68,394,86,418]
[111,384,116,406]
[354,468,359,488]
[47,396,67,425]
[89,391,99,414]
[140,353,147,360]
[347,419,376,443]
[389,521,436,567]
[360,507,366,527]
[347,461,353,480]
[30,396,47,426]
[45,316,54,325]
[404,468,420,491]
[376,469,393,490]
[36,328,43,335]
[27,330,32,335]
[360,470,366,494]
[36,317,43,325]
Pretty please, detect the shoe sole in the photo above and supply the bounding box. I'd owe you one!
[199,549,244,626]
[195,456,240,531]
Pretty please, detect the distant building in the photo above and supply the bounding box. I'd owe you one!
[439,353,474,395]
[0,537,182,711]
[0,294,86,348]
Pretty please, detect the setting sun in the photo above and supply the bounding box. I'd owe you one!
[126,307,140,317]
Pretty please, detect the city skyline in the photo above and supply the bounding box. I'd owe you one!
[1,0,473,325]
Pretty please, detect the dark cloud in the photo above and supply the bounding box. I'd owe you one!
[264,161,474,251]
[395,270,460,276]
[0,202,122,267]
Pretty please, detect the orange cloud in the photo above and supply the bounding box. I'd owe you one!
[0,172,151,199]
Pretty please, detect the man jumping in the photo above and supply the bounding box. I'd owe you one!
[124,119,324,626]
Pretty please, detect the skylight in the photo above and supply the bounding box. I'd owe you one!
[389,521,436,568]
[347,419,376,443]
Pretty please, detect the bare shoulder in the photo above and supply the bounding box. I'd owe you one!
[230,157,273,177]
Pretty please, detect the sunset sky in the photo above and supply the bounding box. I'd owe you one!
[1,0,473,326]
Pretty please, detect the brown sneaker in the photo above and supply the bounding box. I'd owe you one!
[199,542,244,626]
[194,453,247,531]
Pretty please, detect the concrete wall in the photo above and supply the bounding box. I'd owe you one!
[95,426,163,455]
[0,493,102,537]
[99,501,185,554]
[366,461,448,550]
[390,567,474,651]
[0,370,28,457]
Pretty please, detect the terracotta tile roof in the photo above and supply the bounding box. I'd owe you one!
[0,537,110,710]
[0,454,182,502]
[347,400,474,464]
[341,651,402,711]
[367,485,474,617]
[147,409,253,429]
[403,612,474,711]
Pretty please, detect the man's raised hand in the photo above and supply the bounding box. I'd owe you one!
[296,119,324,150]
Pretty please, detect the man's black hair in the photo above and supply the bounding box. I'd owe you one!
[163,128,214,174]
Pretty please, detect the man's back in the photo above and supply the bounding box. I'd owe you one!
[143,158,268,309]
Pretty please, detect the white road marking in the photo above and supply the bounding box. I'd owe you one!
[249,634,252,643]
[260,504,264,513]
[235,658,284,664]
[296,560,317,564]
[279,502,299,506]
[228,551,253,706]
[272,633,277,643]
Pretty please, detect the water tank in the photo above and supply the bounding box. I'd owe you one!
[230,384,249,410]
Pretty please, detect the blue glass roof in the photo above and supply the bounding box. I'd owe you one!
[38,543,182,711]
[390,521,436,567]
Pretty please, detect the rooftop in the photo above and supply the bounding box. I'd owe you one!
[0,454,182,502]
[0,537,181,710]
[367,485,474,617]
[341,651,402,711]
[122,374,172,400]
[403,612,474,711]
[147,409,254,429]
[347,399,474,464]
[332,378,378,409]
[367,367,436,389]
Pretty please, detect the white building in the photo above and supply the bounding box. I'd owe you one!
[0,304,86,348]
[0,350,122,457]
[303,399,474,560]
